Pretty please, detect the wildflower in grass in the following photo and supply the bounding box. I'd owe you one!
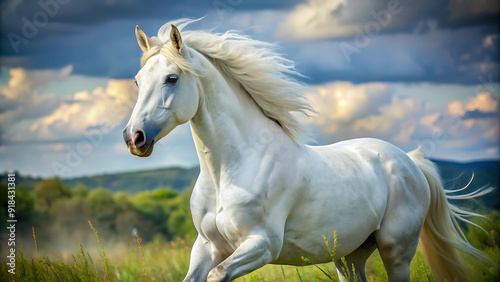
[88,220,110,279]
[135,231,147,281]
[32,227,39,256]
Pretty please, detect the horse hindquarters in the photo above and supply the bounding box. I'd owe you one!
[370,155,430,282]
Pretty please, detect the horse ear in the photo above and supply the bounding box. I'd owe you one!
[135,25,153,52]
[170,25,183,54]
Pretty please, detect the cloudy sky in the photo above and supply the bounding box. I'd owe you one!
[1,0,499,177]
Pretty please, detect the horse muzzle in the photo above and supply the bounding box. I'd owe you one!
[123,128,156,157]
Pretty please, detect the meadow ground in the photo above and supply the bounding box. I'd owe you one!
[1,220,498,282]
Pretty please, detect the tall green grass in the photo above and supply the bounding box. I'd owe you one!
[1,221,498,281]
[301,231,357,282]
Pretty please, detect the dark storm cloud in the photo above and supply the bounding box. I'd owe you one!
[1,0,301,27]
[0,0,301,77]
[286,25,499,85]
[0,0,498,83]
[276,0,499,40]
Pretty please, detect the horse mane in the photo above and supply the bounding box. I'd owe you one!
[141,18,315,143]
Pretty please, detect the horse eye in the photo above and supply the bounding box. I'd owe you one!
[165,74,178,85]
[134,80,138,87]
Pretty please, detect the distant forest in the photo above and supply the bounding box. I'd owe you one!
[3,166,200,193]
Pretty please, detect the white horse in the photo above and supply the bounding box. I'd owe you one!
[123,19,492,282]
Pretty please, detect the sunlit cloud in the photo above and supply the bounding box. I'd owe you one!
[305,81,500,160]
[0,66,73,143]
[29,79,136,141]
[1,65,71,106]
[0,66,136,144]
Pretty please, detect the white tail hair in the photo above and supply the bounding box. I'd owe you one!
[407,147,494,281]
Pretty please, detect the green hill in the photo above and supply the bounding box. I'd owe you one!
[56,167,200,194]
[63,166,200,193]
[1,167,200,194]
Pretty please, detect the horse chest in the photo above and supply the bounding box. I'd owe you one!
[194,190,265,252]
[192,172,273,254]
[196,209,244,253]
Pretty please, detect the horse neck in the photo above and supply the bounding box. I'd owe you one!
[189,54,275,184]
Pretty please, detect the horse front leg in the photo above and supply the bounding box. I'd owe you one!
[183,235,223,282]
[206,231,280,282]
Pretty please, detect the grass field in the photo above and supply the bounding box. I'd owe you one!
[1,220,499,282]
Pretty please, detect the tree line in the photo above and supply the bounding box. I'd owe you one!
[0,177,196,255]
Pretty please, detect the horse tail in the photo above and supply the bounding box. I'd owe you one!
[407,147,494,282]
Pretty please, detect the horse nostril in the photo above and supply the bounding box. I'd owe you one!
[133,130,146,148]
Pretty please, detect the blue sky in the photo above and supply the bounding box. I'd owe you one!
[1,0,499,177]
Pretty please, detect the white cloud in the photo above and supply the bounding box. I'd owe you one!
[275,0,409,40]
[305,81,428,144]
[352,96,430,137]
[0,66,136,144]
[306,81,500,160]
[0,66,73,143]
[276,0,350,40]
[29,79,136,141]
[466,92,499,113]
[305,81,392,134]
[446,92,499,118]
[0,66,72,118]
[2,66,71,99]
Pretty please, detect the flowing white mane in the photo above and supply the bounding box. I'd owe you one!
[140,19,314,142]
